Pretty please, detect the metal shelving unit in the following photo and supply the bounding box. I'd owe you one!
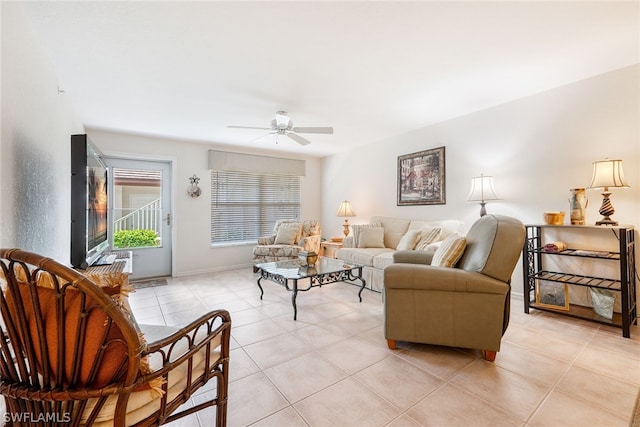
[522,224,636,337]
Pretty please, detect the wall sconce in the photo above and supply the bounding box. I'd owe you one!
[466,174,501,217]
[336,200,356,238]
[587,159,629,226]
[188,174,201,198]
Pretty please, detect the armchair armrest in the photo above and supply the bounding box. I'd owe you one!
[393,250,433,265]
[257,235,276,245]
[298,234,321,252]
[137,309,231,385]
[384,264,509,295]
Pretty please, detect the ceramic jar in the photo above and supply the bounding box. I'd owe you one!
[569,188,588,225]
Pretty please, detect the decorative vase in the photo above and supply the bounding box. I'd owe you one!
[569,188,588,225]
[298,251,318,266]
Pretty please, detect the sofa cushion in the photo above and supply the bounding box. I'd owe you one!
[253,244,302,256]
[335,248,392,267]
[414,226,442,250]
[408,219,463,240]
[275,226,300,245]
[372,251,395,270]
[431,234,467,268]
[351,222,382,247]
[357,227,385,248]
[370,216,411,249]
[396,229,421,251]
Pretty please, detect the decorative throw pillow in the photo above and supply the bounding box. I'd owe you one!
[352,222,383,247]
[275,226,299,245]
[396,229,422,251]
[415,226,442,251]
[431,234,467,267]
[357,227,385,248]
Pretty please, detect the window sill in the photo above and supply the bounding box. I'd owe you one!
[210,241,256,249]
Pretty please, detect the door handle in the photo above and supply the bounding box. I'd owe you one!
[165,213,171,226]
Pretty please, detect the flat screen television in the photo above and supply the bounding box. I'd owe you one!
[70,134,109,269]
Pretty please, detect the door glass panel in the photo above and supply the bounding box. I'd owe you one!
[112,168,162,249]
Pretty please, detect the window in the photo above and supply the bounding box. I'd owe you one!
[210,170,301,245]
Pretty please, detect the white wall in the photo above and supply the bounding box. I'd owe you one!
[88,130,322,276]
[321,65,640,295]
[0,2,84,261]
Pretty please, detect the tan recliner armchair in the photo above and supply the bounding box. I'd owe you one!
[383,214,525,361]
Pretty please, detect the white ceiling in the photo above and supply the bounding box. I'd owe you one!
[21,1,639,157]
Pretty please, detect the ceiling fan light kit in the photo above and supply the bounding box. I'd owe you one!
[228,111,333,146]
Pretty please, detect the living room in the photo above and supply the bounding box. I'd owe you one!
[1,1,639,426]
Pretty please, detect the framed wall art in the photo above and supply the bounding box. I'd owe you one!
[535,281,570,311]
[397,146,446,206]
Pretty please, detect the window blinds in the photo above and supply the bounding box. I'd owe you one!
[210,170,301,244]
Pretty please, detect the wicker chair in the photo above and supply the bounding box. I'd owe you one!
[0,248,231,426]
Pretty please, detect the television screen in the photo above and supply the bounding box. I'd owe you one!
[71,134,109,268]
[86,143,108,257]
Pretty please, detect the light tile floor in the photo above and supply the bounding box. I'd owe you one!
[125,268,640,427]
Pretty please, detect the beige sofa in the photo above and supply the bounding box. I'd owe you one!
[335,216,464,292]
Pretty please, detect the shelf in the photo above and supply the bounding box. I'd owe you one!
[529,301,622,328]
[535,248,619,260]
[523,224,636,338]
[533,270,621,291]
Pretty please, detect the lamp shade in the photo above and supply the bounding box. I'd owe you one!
[336,200,356,217]
[588,159,629,189]
[466,174,500,202]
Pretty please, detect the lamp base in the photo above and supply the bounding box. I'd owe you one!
[343,219,350,237]
[596,191,617,226]
[595,217,618,226]
[479,202,487,217]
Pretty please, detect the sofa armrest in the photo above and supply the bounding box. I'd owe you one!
[384,264,509,295]
[393,250,433,265]
[257,235,276,245]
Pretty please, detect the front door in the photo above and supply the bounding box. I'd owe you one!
[105,157,172,280]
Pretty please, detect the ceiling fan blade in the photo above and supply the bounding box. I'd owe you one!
[253,132,276,142]
[287,133,312,146]
[227,125,272,131]
[292,126,334,134]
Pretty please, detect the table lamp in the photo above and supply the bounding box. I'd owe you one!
[336,200,356,237]
[587,159,629,226]
[466,174,500,217]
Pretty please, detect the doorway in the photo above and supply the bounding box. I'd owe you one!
[106,158,172,280]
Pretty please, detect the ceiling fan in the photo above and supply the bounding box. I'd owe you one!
[227,111,333,146]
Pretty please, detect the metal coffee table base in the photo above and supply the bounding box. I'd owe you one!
[256,265,366,320]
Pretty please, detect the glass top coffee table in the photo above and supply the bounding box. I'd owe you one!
[255,257,366,320]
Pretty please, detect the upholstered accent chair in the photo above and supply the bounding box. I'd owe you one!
[252,219,322,266]
[0,248,231,426]
[383,214,525,361]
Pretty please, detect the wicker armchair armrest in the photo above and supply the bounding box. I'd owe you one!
[137,309,231,383]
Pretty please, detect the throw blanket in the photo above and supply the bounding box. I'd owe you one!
[543,241,567,253]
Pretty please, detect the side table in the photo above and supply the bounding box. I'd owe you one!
[320,241,343,259]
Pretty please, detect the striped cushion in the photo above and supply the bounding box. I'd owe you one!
[414,226,442,251]
[396,229,422,250]
[431,234,467,267]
